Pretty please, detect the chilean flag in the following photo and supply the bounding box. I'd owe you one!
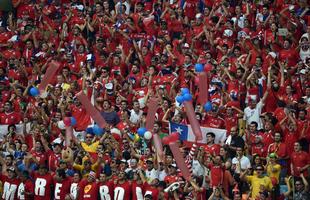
[169,122,227,144]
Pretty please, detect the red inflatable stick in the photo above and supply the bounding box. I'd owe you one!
[153,133,164,161]
[169,142,191,180]
[198,72,209,104]
[76,91,107,128]
[65,126,73,147]
[183,101,203,141]
[145,97,159,130]
[38,61,61,92]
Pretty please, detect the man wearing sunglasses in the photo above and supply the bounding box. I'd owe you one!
[240,165,273,199]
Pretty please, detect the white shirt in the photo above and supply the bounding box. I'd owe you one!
[243,101,264,129]
[129,109,143,124]
[232,156,251,173]
[145,168,159,183]
[192,160,204,177]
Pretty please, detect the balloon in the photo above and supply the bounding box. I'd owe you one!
[162,136,171,145]
[63,117,71,126]
[204,63,213,72]
[144,131,152,140]
[86,127,93,134]
[137,127,147,137]
[153,134,164,161]
[194,76,199,84]
[204,101,213,112]
[181,88,190,95]
[57,121,65,129]
[70,117,77,126]
[145,97,159,131]
[93,125,103,136]
[29,87,40,96]
[170,132,180,142]
[198,73,209,104]
[65,126,73,147]
[169,142,191,180]
[38,61,61,92]
[195,63,204,72]
[183,93,192,101]
[176,95,184,104]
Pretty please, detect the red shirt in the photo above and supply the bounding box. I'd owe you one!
[33,173,53,200]
[291,151,310,177]
[98,181,114,200]
[0,111,22,125]
[202,115,225,129]
[18,179,34,200]
[144,183,159,200]
[31,151,47,166]
[0,175,20,200]
[283,130,299,156]
[82,181,99,199]
[204,144,221,156]
[225,115,238,134]
[268,142,288,159]
[47,150,61,172]
[70,105,91,131]
[114,181,131,200]
[164,175,178,185]
[131,181,144,200]
[209,164,224,187]
[53,177,71,200]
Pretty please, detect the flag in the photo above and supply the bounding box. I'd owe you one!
[169,122,226,144]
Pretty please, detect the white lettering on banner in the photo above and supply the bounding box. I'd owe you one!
[99,185,111,200]
[54,183,62,199]
[135,187,143,200]
[35,178,46,196]
[17,183,25,200]
[70,183,78,200]
[114,187,125,200]
[3,182,17,200]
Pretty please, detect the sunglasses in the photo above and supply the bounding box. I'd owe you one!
[257,168,263,171]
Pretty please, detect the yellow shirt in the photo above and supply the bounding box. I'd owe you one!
[246,175,273,198]
[73,162,99,178]
[266,164,281,183]
[81,141,100,153]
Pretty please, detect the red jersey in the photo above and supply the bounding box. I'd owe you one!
[0,111,21,125]
[99,181,114,200]
[17,179,34,200]
[268,142,288,159]
[131,181,144,200]
[31,151,47,166]
[83,181,99,199]
[144,183,159,200]
[33,173,53,200]
[0,175,20,200]
[202,115,225,129]
[209,164,224,187]
[114,181,131,200]
[291,151,310,177]
[47,150,61,172]
[204,144,221,156]
[53,177,71,200]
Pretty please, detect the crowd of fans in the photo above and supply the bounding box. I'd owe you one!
[0,0,310,199]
